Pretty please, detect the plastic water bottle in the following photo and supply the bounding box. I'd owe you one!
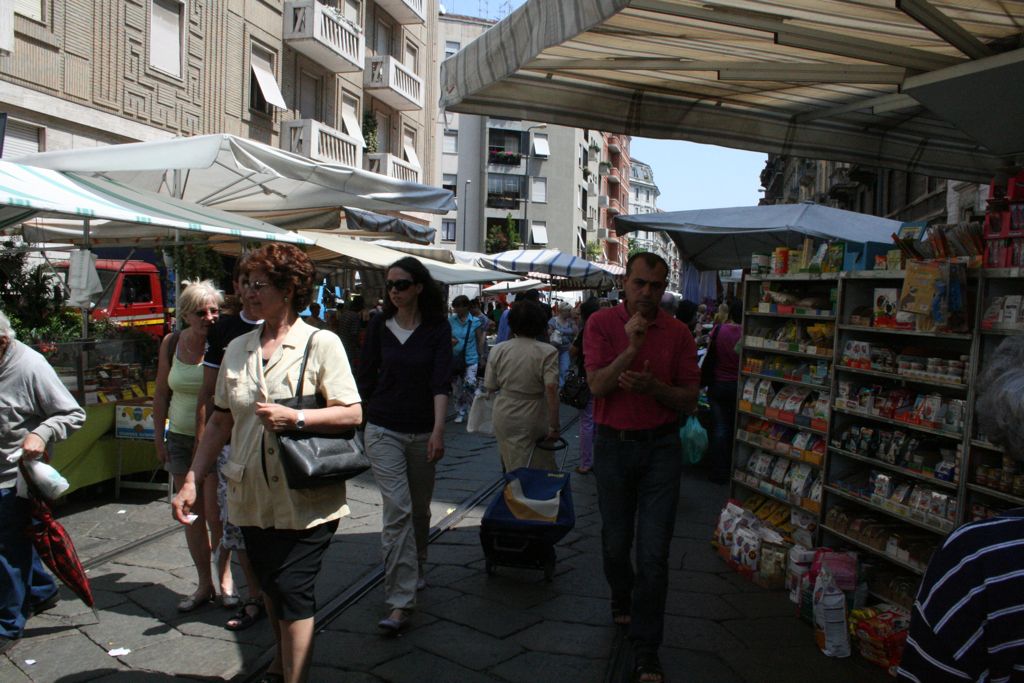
[25,459,71,499]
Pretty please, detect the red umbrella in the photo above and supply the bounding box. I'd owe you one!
[19,461,95,609]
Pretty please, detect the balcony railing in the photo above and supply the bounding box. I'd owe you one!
[486,195,522,210]
[375,0,426,24]
[487,149,523,166]
[607,166,620,184]
[364,55,423,111]
[281,119,362,168]
[366,152,420,183]
[283,1,364,74]
[608,197,623,215]
[607,135,621,154]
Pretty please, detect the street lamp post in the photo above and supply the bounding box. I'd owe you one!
[521,123,547,247]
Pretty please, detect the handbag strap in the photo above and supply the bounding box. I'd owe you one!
[459,319,472,359]
[293,330,322,399]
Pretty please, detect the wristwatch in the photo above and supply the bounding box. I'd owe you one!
[295,410,306,430]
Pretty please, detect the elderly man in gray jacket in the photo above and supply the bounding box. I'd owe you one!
[0,309,85,654]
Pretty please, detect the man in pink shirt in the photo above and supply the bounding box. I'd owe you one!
[584,252,700,683]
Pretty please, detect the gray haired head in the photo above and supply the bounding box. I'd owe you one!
[975,335,1024,461]
[0,309,15,340]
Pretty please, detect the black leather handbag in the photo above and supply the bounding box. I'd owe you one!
[559,364,591,409]
[276,331,370,489]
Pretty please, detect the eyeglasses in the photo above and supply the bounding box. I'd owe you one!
[385,279,414,292]
[249,280,271,292]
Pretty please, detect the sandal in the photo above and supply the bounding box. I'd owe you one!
[226,598,265,631]
[634,651,664,683]
[177,589,215,613]
[377,609,411,636]
[220,593,242,609]
[612,597,632,626]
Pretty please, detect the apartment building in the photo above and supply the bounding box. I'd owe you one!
[436,12,602,257]
[598,132,630,267]
[622,158,680,291]
[0,0,438,214]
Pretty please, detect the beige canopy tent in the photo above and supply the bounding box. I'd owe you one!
[440,0,1024,182]
[298,231,519,285]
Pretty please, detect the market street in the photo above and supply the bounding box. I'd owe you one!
[1,405,888,682]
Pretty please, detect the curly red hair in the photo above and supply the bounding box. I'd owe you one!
[244,244,315,314]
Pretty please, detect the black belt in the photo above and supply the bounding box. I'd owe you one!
[596,422,678,442]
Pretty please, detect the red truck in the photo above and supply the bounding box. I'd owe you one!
[55,259,169,339]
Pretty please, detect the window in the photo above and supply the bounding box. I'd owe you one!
[342,0,360,24]
[442,174,457,195]
[150,0,184,78]
[444,41,461,59]
[530,221,548,245]
[375,111,391,153]
[14,0,43,21]
[532,133,550,158]
[249,43,286,114]
[340,91,361,139]
[442,130,458,154]
[441,219,457,242]
[374,19,392,55]
[0,119,43,158]
[119,275,154,306]
[531,177,547,204]
[297,70,321,120]
[487,173,527,208]
[402,126,419,167]
[404,40,419,73]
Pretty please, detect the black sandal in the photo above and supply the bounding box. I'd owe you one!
[634,651,664,683]
[612,597,632,626]
[226,598,264,631]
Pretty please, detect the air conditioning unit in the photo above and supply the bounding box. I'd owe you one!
[597,227,609,240]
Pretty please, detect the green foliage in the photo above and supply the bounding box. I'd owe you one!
[585,240,603,259]
[485,214,522,254]
[363,112,379,153]
[0,240,68,333]
[157,242,223,283]
[627,237,644,258]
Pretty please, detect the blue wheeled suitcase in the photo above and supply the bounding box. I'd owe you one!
[480,438,575,582]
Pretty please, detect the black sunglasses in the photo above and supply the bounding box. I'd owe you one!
[385,279,414,292]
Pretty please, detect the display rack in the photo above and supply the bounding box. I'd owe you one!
[730,266,1023,597]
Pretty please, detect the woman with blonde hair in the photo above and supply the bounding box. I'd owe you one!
[153,280,224,612]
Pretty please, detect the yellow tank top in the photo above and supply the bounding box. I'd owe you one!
[167,347,204,436]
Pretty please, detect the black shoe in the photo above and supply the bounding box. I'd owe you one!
[32,591,59,617]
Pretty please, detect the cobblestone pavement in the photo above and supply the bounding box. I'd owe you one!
[1,406,890,682]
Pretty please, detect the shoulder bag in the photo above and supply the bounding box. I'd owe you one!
[700,324,721,389]
[559,330,591,409]
[276,331,370,489]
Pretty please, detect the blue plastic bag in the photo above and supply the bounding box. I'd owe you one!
[680,415,708,464]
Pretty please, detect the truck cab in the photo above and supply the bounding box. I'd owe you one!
[56,259,168,339]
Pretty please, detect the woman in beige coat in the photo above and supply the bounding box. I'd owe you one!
[485,301,560,471]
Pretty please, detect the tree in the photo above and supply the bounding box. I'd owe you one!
[585,240,603,260]
[484,213,522,253]
[627,237,644,258]
[363,112,378,153]
[157,242,224,283]
[0,240,69,337]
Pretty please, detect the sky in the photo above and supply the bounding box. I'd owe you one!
[441,0,768,211]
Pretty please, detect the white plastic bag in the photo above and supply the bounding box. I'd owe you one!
[813,567,851,657]
[8,450,70,500]
[466,393,495,435]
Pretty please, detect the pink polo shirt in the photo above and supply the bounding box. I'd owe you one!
[584,303,700,431]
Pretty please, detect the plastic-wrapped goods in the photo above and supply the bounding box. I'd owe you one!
[851,608,909,675]
[786,545,815,604]
[813,568,851,657]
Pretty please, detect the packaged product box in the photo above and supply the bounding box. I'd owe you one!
[115,399,157,440]
[873,288,900,327]
[1002,295,1022,325]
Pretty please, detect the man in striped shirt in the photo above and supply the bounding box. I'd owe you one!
[898,336,1024,683]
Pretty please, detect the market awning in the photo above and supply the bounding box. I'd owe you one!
[297,231,518,285]
[342,207,436,244]
[484,248,622,289]
[0,160,312,247]
[16,134,456,228]
[440,0,1024,182]
[482,278,549,294]
[614,202,903,270]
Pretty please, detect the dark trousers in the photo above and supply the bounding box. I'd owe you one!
[592,431,682,652]
[0,487,57,640]
[707,380,738,481]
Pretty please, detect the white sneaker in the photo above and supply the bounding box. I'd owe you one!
[454,414,465,423]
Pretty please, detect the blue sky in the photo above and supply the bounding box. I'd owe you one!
[442,0,767,211]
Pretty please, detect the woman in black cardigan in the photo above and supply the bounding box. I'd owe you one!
[357,257,452,635]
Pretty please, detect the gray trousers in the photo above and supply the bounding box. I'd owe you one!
[365,423,436,611]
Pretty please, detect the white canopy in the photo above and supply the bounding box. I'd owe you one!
[17,134,456,228]
[0,160,312,247]
[298,231,517,285]
[482,278,548,294]
[614,202,903,270]
[440,0,1023,182]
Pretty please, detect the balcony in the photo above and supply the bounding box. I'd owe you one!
[283,1,364,74]
[586,216,596,232]
[281,119,362,168]
[607,135,621,154]
[486,194,523,210]
[608,197,623,215]
[366,152,420,183]
[587,180,597,195]
[598,195,609,208]
[375,0,426,25]
[598,161,611,176]
[487,149,523,166]
[364,55,423,111]
[607,166,620,184]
